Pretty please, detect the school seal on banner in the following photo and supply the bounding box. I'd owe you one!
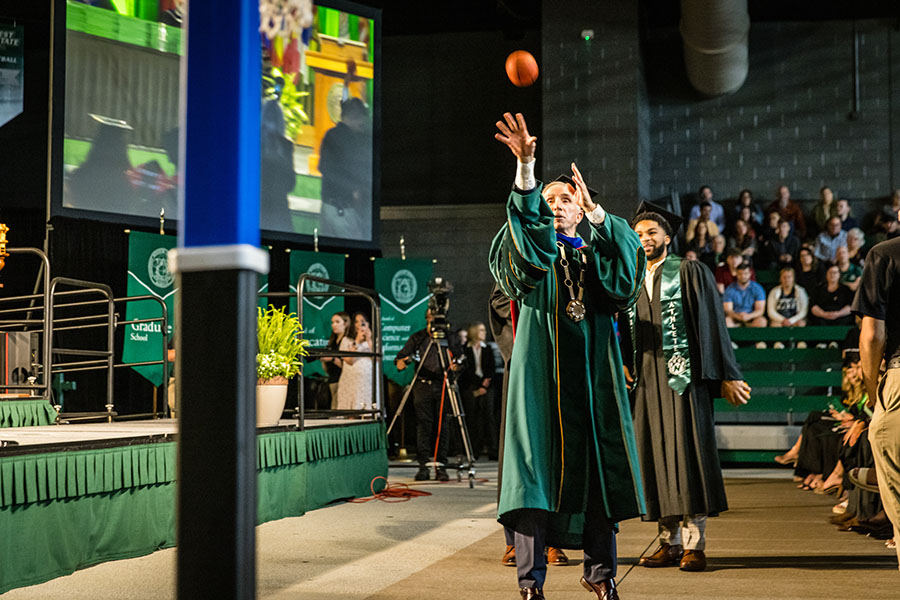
[391,269,417,304]
[148,248,173,288]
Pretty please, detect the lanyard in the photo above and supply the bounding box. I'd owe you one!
[557,241,587,322]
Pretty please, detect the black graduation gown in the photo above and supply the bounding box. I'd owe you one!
[619,258,742,521]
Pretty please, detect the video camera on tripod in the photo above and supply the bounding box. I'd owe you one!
[426,276,453,339]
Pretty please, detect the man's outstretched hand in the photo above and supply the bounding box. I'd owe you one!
[495,112,537,161]
[570,162,597,213]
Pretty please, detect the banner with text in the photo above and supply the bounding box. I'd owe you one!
[374,258,432,386]
[289,251,345,378]
[0,25,24,128]
[123,231,176,386]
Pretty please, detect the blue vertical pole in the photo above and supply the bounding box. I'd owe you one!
[169,1,268,598]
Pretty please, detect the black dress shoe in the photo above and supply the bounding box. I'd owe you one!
[414,466,429,481]
[580,577,619,600]
[519,587,545,599]
[436,467,450,482]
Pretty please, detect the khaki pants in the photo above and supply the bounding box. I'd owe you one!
[659,514,707,551]
[869,367,900,568]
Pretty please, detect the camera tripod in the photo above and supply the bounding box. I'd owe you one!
[387,333,477,488]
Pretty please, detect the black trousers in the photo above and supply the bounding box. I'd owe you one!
[412,380,449,467]
[514,507,616,589]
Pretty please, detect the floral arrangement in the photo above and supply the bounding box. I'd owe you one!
[257,305,310,384]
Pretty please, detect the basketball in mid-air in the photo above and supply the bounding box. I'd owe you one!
[505,50,539,87]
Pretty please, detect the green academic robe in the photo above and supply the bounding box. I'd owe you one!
[489,183,646,548]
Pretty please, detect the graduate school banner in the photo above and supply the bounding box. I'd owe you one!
[289,250,345,378]
[374,258,432,386]
[122,231,176,386]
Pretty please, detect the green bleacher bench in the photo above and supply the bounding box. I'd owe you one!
[755,269,778,286]
[716,325,851,464]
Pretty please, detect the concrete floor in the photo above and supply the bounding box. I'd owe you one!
[4,464,897,599]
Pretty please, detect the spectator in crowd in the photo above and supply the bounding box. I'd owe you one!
[737,205,756,232]
[809,264,854,326]
[715,248,756,294]
[460,322,496,461]
[872,212,900,245]
[766,267,808,328]
[689,185,726,232]
[701,234,727,273]
[687,219,713,256]
[814,217,848,262]
[847,228,867,267]
[767,184,807,240]
[880,189,900,223]
[812,186,838,234]
[319,311,351,408]
[796,246,823,294]
[723,263,767,328]
[761,219,801,269]
[728,219,757,262]
[836,198,859,232]
[684,249,699,261]
[686,201,721,242]
[336,312,376,412]
[734,188,763,228]
[835,245,862,292]
[759,210,782,243]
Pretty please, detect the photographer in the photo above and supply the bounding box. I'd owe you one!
[395,308,462,481]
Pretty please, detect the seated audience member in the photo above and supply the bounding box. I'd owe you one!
[686,201,721,242]
[836,198,858,232]
[687,219,713,255]
[766,267,808,328]
[814,216,848,262]
[688,184,726,232]
[812,186,838,234]
[846,227,867,267]
[759,210,782,243]
[684,249,699,261]
[796,246,823,293]
[809,264,854,326]
[715,247,756,294]
[834,245,862,291]
[766,184,806,240]
[880,189,900,224]
[762,219,801,269]
[701,234,727,273]
[723,263,767,328]
[872,211,900,245]
[734,188,763,228]
[728,219,757,261]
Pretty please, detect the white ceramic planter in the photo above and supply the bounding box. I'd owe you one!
[256,383,288,426]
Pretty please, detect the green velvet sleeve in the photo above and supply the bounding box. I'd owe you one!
[587,213,647,310]
[489,184,557,300]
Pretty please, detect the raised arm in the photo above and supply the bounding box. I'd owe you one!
[489,113,556,300]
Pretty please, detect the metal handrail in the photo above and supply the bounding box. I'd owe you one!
[295,275,384,431]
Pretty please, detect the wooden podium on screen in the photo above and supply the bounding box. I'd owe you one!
[305,34,373,175]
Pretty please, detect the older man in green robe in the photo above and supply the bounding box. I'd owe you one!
[490,112,646,600]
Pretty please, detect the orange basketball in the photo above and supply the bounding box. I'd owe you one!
[505,50,539,87]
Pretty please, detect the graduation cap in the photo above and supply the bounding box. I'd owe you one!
[550,174,599,199]
[89,113,133,130]
[631,200,685,237]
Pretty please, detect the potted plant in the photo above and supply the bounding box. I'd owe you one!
[256,305,309,426]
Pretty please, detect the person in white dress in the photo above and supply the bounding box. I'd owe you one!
[336,313,377,412]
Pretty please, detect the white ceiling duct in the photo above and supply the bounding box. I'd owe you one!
[680,0,750,96]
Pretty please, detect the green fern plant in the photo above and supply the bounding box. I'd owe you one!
[257,305,310,383]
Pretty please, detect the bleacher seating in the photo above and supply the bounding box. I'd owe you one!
[715,325,852,464]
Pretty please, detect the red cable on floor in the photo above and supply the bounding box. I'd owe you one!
[348,476,433,503]
[431,373,449,478]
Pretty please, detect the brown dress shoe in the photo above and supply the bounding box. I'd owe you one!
[638,543,683,567]
[502,545,517,566]
[547,546,569,565]
[519,587,545,600]
[580,577,620,600]
[679,549,707,572]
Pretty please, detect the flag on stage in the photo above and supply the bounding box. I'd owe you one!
[373,258,432,386]
[289,250,345,378]
[122,231,176,386]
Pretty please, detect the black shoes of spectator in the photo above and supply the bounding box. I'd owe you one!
[415,466,429,481]
[436,467,450,482]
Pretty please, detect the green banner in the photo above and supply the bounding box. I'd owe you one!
[289,251,346,378]
[374,258,433,386]
[122,231,176,386]
[0,25,24,128]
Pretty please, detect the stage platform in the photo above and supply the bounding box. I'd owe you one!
[0,418,388,594]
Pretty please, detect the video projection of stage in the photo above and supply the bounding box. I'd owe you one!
[55,0,379,245]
